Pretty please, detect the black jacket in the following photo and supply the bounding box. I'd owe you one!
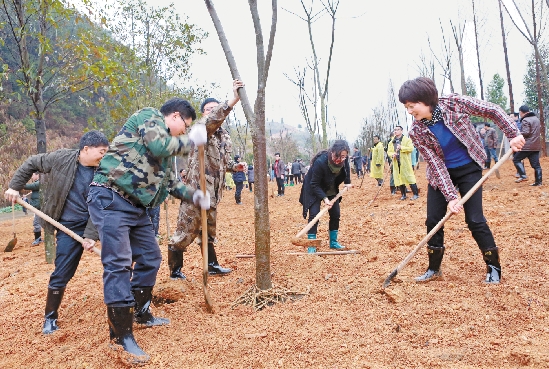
[299,152,350,218]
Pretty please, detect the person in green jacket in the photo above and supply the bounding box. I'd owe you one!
[23,172,43,244]
[387,126,420,200]
[369,135,385,186]
[87,97,210,364]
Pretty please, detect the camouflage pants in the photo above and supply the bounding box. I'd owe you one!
[168,202,217,252]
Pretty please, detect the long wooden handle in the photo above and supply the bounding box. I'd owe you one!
[198,145,214,311]
[293,186,349,240]
[382,150,513,288]
[16,198,101,256]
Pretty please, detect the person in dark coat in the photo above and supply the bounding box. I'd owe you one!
[299,140,353,250]
[291,159,302,184]
[247,164,255,192]
[232,155,247,204]
[514,105,543,186]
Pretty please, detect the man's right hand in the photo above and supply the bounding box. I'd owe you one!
[4,188,20,203]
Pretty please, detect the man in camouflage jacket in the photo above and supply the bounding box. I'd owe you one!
[168,79,244,278]
[87,97,210,363]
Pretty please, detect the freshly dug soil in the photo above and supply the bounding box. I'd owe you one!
[1,158,548,368]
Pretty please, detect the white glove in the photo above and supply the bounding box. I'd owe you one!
[188,124,207,146]
[193,189,211,210]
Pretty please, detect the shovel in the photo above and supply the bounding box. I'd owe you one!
[15,198,101,256]
[4,204,18,252]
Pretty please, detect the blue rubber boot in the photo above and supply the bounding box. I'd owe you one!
[307,234,317,253]
[329,230,345,250]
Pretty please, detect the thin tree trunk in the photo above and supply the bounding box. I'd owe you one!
[499,0,514,113]
[204,0,277,290]
[472,0,485,100]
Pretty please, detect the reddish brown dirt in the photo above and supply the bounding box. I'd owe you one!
[1,158,548,368]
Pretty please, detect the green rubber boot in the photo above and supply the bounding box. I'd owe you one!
[307,234,317,253]
[329,230,345,250]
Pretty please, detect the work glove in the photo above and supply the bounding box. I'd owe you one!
[188,124,207,146]
[193,189,211,210]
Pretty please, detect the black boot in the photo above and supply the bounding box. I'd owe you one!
[208,242,232,275]
[32,231,42,246]
[410,183,419,200]
[107,305,150,364]
[168,247,186,280]
[415,245,444,282]
[42,287,65,334]
[514,162,527,182]
[531,167,543,186]
[485,161,490,169]
[482,248,501,284]
[236,195,242,205]
[399,185,407,200]
[390,186,396,195]
[132,287,170,327]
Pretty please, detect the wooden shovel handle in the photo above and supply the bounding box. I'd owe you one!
[16,198,101,256]
[198,144,214,312]
[293,186,349,241]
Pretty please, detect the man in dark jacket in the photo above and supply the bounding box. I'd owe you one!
[273,153,285,196]
[23,172,42,245]
[291,159,302,184]
[514,105,543,186]
[4,131,108,336]
[351,146,363,179]
[483,123,498,169]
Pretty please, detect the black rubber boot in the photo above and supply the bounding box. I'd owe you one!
[390,186,396,195]
[482,248,501,284]
[42,287,65,334]
[107,305,150,364]
[399,185,407,200]
[415,245,445,282]
[168,247,186,280]
[236,195,242,205]
[208,242,232,275]
[514,162,527,182]
[485,160,490,169]
[531,168,543,186]
[410,183,419,200]
[132,287,170,327]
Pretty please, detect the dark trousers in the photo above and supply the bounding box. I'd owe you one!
[276,177,285,195]
[235,182,244,199]
[426,162,496,251]
[307,195,341,235]
[146,206,160,236]
[88,186,161,305]
[513,150,541,176]
[48,219,88,289]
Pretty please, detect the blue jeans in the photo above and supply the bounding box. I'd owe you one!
[87,186,161,305]
[485,147,498,164]
[48,219,88,289]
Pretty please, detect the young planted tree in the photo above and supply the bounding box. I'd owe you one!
[286,0,339,149]
[450,18,467,95]
[502,0,548,155]
[206,0,304,309]
[498,0,515,113]
[472,0,485,100]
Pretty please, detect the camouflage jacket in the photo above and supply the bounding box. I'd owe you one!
[93,107,193,208]
[186,102,236,208]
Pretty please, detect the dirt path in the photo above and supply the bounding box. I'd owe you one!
[1,158,548,368]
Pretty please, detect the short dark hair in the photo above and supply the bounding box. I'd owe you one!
[395,125,403,130]
[160,98,197,120]
[200,98,220,113]
[519,105,530,113]
[275,152,280,156]
[511,112,519,118]
[79,130,109,150]
[484,122,491,127]
[373,135,380,140]
[398,77,439,109]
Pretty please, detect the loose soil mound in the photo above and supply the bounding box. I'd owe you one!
[1,159,548,368]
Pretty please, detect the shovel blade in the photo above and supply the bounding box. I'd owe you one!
[291,238,322,247]
[4,235,17,252]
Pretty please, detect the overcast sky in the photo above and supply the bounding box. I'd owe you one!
[150,0,536,143]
